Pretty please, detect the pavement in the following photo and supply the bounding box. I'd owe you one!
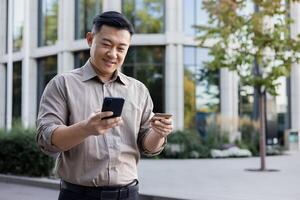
[1,151,300,200]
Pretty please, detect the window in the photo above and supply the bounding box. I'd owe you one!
[183,46,220,134]
[38,0,58,46]
[74,50,90,68]
[238,84,254,118]
[123,46,165,112]
[37,56,57,104]
[13,0,24,52]
[122,0,165,33]
[184,0,254,36]
[12,61,22,121]
[75,0,102,39]
[184,0,209,36]
[4,64,7,127]
[5,0,8,53]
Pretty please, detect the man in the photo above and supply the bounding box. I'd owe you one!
[36,11,173,200]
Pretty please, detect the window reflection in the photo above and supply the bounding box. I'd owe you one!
[184,0,209,36]
[184,47,220,134]
[37,56,57,104]
[38,0,58,46]
[75,0,102,39]
[239,84,254,118]
[276,77,289,145]
[74,50,90,68]
[4,64,7,127]
[123,46,164,112]
[239,84,255,119]
[122,0,165,33]
[12,61,22,121]
[5,0,9,53]
[13,0,24,52]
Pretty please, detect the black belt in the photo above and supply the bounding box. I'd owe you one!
[61,179,139,199]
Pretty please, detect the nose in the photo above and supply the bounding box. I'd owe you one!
[107,48,117,59]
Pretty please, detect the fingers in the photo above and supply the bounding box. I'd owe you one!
[88,111,123,135]
[96,117,123,134]
[102,117,123,128]
[151,119,172,129]
[151,119,173,138]
[99,111,114,119]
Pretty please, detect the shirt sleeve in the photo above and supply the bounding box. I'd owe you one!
[137,88,167,157]
[36,75,68,157]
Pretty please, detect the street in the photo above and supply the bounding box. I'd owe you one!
[1,151,300,200]
[0,182,58,200]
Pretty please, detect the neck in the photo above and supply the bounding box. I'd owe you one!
[90,60,116,82]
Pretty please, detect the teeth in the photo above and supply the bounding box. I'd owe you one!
[105,60,115,64]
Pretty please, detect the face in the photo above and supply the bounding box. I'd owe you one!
[86,25,131,80]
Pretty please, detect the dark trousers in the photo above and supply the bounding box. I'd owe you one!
[58,180,139,200]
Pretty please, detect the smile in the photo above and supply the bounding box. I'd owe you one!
[103,59,117,66]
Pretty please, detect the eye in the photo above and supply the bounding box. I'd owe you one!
[102,43,111,47]
[118,48,125,52]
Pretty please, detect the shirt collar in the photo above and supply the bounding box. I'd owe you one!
[82,59,128,86]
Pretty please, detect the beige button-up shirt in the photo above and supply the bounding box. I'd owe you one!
[36,61,163,186]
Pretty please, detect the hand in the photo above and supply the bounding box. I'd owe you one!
[150,117,173,138]
[83,109,123,136]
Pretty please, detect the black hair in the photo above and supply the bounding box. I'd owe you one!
[92,11,134,35]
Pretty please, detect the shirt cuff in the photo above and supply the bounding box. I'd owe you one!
[140,130,167,157]
[37,124,65,157]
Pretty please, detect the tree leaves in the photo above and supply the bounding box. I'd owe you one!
[196,0,300,95]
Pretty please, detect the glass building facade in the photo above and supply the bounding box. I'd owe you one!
[75,0,102,39]
[38,0,58,46]
[184,47,219,133]
[13,0,24,52]
[122,0,165,33]
[12,61,22,121]
[37,56,57,104]
[0,0,297,144]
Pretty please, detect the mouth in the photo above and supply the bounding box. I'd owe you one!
[103,59,117,67]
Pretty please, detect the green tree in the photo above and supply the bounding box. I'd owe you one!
[196,0,300,170]
[184,69,196,129]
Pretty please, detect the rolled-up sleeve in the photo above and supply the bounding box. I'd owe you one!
[137,89,167,157]
[36,76,68,157]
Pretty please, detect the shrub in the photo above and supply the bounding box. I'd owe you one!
[159,129,207,158]
[236,117,260,156]
[0,127,54,177]
[157,126,230,159]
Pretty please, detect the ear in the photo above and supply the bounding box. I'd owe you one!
[86,32,93,47]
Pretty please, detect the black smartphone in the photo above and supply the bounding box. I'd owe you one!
[101,97,125,119]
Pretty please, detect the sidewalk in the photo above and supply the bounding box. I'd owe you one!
[1,151,300,200]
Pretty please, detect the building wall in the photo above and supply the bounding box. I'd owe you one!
[1,0,297,143]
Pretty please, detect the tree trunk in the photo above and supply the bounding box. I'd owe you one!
[258,90,266,171]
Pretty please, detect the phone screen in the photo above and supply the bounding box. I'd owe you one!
[101,97,125,119]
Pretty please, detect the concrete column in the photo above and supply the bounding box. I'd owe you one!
[22,0,38,128]
[220,68,240,142]
[0,0,7,129]
[164,0,184,130]
[103,0,121,12]
[0,0,6,55]
[290,2,300,133]
[6,0,14,130]
[175,0,184,130]
[165,44,184,130]
[57,0,74,74]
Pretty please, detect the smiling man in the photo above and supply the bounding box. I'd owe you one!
[36,11,173,200]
